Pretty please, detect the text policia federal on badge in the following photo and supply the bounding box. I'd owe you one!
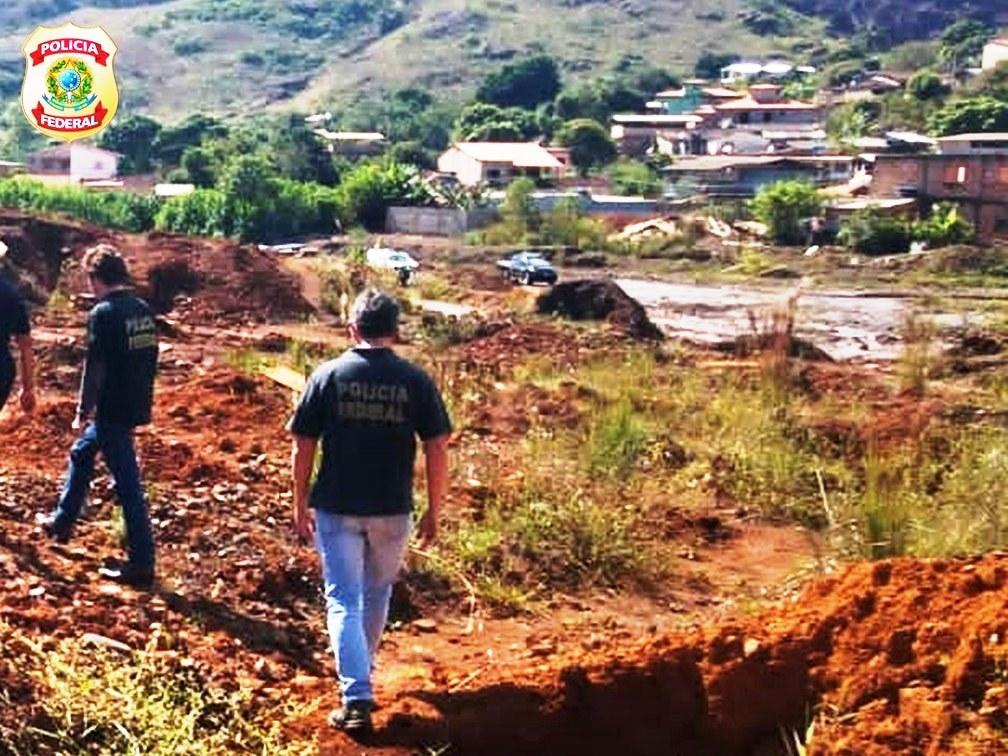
[35,110,106,131]
[20,23,119,142]
[32,39,107,61]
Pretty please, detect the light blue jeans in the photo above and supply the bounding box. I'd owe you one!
[313,510,412,704]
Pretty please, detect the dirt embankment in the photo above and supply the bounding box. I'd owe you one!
[0,211,312,324]
[357,556,1007,756]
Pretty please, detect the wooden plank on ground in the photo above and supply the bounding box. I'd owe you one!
[259,365,307,393]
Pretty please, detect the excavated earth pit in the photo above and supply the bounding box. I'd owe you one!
[339,556,1007,756]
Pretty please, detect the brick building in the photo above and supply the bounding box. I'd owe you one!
[871,134,1008,241]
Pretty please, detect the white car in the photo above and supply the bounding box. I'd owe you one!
[365,246,419,272]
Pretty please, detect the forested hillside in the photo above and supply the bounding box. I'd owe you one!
[0,0,1000,121]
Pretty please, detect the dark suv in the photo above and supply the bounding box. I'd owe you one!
[496,252,558,285]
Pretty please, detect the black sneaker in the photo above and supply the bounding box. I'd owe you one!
[35,512,72,544]
[328,701,373,733]
[98,564,156,590]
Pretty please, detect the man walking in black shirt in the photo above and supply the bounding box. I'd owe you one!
[39,245,159,589]
[290,289,451,734]
[0,274,35,416]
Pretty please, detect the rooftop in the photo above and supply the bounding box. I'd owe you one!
[715,97,819,112]
[451,142,564,169]
[313,130,385,141]
[665,154,853,172]
[612,114,705,125]
[30,143,122,158]
[936,133,1008,142]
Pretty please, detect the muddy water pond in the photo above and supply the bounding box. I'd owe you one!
[616,279,977,362]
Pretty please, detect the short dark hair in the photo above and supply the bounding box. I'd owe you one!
[351,288,399,339]
[82,244,131,286]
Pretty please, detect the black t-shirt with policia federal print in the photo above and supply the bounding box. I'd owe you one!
[290,347,452,516]
[83,290,158,428]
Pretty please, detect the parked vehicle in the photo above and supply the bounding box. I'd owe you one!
[496,251,558,286]
[365,246,420,273]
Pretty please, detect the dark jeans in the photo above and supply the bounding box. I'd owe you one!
[53,421,155,571]
[0,358,14,410]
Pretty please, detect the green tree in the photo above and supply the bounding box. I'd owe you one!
[334,88,455,152]
[694,52,738,81]
[939,19,993,71]
[749,181,822,246]
[629,67,680,97]
[554,75,655,124]
[268,114,338,185]
[98,114,162,174]
[501,176,539,236]
[180,146,216,187]
[907,69,948,101]
[476,55,562,109]
[152,114,228,167]
[557,119,617,176]
[454,103,542,142]
[338,161,430,231]
[387,140,436,169]
[913,202,974,247]
[0,102,46,161]
[608,159,662,197]
[928,96,1008,136]
[218,154,280,240]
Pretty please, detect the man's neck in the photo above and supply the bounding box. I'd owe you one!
[354,338,395,350]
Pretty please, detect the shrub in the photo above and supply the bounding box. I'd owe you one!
[337,161,430,231]
[608,159,662,197]
[837,210,912,255]
[907,69,948,101]
[750,181,822,246]
[912,202,973,247]
[584,399,649,477]
[154,189,232,237]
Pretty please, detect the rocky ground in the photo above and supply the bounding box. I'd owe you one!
[0,213,1006,754]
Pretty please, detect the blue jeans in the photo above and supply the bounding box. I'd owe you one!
[53,421,155,571]
[314,510,412,704]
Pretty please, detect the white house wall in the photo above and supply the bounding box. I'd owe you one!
[69,147,119,180]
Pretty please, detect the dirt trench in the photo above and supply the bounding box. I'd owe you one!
[341,555,1008,756]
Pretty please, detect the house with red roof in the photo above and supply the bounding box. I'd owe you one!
[713,84,821,130]
[436,142,567,187]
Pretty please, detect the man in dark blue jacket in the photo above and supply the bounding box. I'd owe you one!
[38,245,159,589]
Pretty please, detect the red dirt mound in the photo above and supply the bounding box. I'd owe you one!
[357,555,1008,755]
[0,211,97,303]
[66,230,315,323]
[537,280,664,340]
[0,211,312,323]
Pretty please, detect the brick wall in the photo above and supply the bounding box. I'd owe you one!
[872,154,1008,240]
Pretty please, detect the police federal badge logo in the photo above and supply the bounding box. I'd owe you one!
[21,23,119,142]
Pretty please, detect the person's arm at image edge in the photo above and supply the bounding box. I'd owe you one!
[15,333,35,413]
